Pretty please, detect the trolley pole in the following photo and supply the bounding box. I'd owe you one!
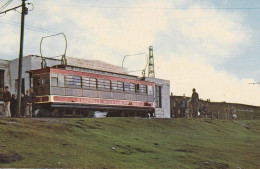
[17,0,27,117]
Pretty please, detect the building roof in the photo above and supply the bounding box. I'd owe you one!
[66,57,128,75]
[22,55,128,75]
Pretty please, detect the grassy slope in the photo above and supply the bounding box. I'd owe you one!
[208,102,260,120]
[0,117,260,169]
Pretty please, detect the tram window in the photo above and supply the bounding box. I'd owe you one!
[82,77,90,88]
[34,75,49,86]
[118,81,123,91]
[124,82,130,91]
[111,81,123,91]
[89,78,96,88]
[97,79,104,88]
[104,79,111,89]
[74,76,81,86]
[65,75,81,88]
[51,74,58,86]
[97,79,110,90]
[41,76,49,86]
[58,74,64,87]
[34,76,41,86]
[129,83,135,92]
[65,75,73,86]
[111,81,117,90]
[137,84,147,94]
[147,86,153,95]
[125,82,135,92]
[82,77,96,88]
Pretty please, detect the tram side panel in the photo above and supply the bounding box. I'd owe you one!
[32,67,155,117]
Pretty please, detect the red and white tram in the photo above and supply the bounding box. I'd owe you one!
[30,65,155,117]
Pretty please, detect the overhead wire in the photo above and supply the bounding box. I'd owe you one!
[31,3,260,10]
[0,0,13,12]
[0,19,89,42]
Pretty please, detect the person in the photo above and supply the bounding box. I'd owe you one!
[179,96,187,118]
[199,103,204,116]
[199,103,209,117]
[25,89,33,118]
[10,94,17,117]
[191,88,199,117]
[2,86,11,117]
[187,98,192,117]
[30,88,36,117]
[203,103,209,117]
[224,105,231,120]
[172,98,178,118]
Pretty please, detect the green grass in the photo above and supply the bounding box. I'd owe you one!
[207,101,260,120]
[0,117,260,168]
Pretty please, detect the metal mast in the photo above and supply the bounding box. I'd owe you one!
[148,46,155,78]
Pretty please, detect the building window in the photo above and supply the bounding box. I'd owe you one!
[111,81,123,91]
[82,77,96,89]
[0,70,4,90]
[155,85,162,108]
[65,75,81,88]
[0,70,4,101]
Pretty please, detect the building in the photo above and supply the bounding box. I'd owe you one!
[0,55,170,118]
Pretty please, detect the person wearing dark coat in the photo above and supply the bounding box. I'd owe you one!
[10,94,17,117]
[191,88,199,117]
[180,97,187,118]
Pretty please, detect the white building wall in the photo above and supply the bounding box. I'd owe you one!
[9,55,61,95]
[146,77,170,118]
[0,59,11,112]
[0,59,10,89]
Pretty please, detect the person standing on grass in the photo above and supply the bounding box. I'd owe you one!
[180,96,187,118]
[2,86,11,117]
[25,89,33,118]
[10,94,17,117]
[191,88,199,117]
[30,88,36,117]
[187,98,193,117]
[172,98,178,118]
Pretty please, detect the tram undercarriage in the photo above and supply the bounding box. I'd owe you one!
[35,103,155,118]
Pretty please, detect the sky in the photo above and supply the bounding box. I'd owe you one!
[0,0,260,106]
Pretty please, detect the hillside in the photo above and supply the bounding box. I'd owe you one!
[0,117,260,168]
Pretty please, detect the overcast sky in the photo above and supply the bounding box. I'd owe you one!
[0,0,260,106]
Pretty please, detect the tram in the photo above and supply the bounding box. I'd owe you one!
[30,65,155,117]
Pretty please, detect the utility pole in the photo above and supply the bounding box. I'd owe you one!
[17,0,27,117]
[148,46,155,78]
